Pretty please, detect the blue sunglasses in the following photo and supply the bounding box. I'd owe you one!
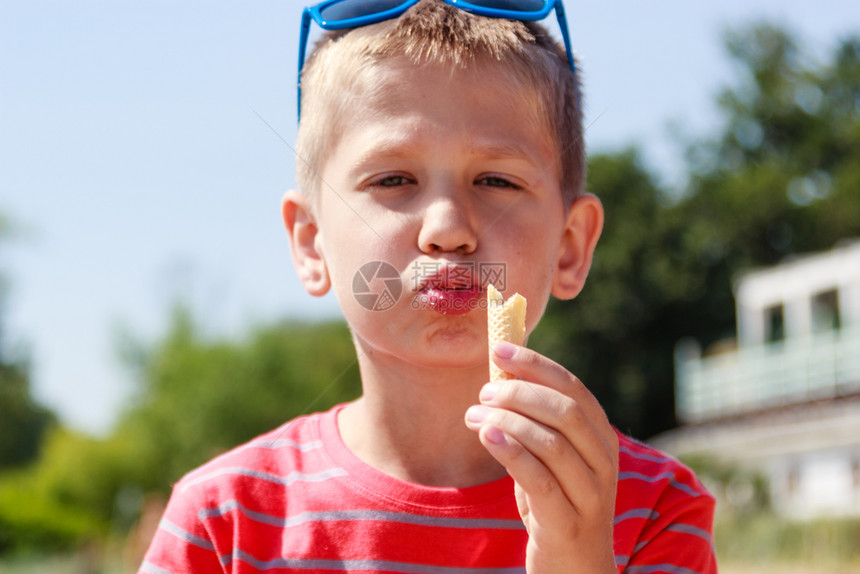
[297,0,576,120]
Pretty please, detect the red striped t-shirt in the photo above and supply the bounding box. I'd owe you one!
[141,403,716,573]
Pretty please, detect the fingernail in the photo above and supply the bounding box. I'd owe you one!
[480,382,499,402]
[465,405,489,424]
[483,425,506,445]
[493,341,516,359]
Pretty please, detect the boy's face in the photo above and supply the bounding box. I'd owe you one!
[287,57,601,371]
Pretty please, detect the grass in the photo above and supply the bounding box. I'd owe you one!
[0,555,106,574]
[715,513,860,572]
[721,565,860,574]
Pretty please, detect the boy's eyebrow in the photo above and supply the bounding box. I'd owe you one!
[350,137,423,168]
[467,141,548,164]
[348,137,548,174]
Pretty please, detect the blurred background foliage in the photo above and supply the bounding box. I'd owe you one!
[531,24,860,438]
[1,22,860,568]
[0,311,361,559]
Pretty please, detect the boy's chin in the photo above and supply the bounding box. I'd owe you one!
[406,337,491,372]
[355,333,488,371]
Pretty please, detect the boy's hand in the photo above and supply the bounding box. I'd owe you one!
[465,342,619,574]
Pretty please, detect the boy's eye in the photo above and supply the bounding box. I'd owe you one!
[477,176,522,190]
[374,175,412,187]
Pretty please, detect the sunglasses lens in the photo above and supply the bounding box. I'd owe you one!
[461,0,545,12]
[319,0,410,22]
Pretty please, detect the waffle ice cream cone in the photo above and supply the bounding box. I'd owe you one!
[487,284,527,380]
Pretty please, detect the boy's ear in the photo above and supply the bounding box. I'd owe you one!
[551,193,604,300]
[281,190,331,297]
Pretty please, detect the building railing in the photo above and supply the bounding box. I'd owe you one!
[676,324,860,423]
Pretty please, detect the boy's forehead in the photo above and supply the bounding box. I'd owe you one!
[355,56,550,136]
[343,62,553,149]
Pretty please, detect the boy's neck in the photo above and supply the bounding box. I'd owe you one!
[337,346,506,488]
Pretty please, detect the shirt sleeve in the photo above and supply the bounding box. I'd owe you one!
[620,484,718,574]
[138,481,227,574]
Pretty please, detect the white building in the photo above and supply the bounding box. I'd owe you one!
[654,240,860,519]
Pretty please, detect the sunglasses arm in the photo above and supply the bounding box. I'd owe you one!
[553,0,574,72]
[297,8,312,121]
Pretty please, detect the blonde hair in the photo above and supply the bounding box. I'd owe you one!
[295,0,584,206]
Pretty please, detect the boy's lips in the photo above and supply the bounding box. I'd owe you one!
[416,285,483,315]
[415,265,483,315]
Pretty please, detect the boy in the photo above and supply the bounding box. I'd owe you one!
[141,1,717,572]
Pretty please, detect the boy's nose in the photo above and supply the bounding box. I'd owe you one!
[417,193,478,255]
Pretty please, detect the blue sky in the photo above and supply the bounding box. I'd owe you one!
[1,0,858,435]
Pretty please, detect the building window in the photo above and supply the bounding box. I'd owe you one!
[766,304,785,343]
[812,289,840,333]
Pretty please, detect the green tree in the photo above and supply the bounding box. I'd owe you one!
[0,215,54,470]
[0,359,54,470]
[114,307,361,493]
[0,308,362,554]
[678,25,860,350]
[535,25,860,440]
